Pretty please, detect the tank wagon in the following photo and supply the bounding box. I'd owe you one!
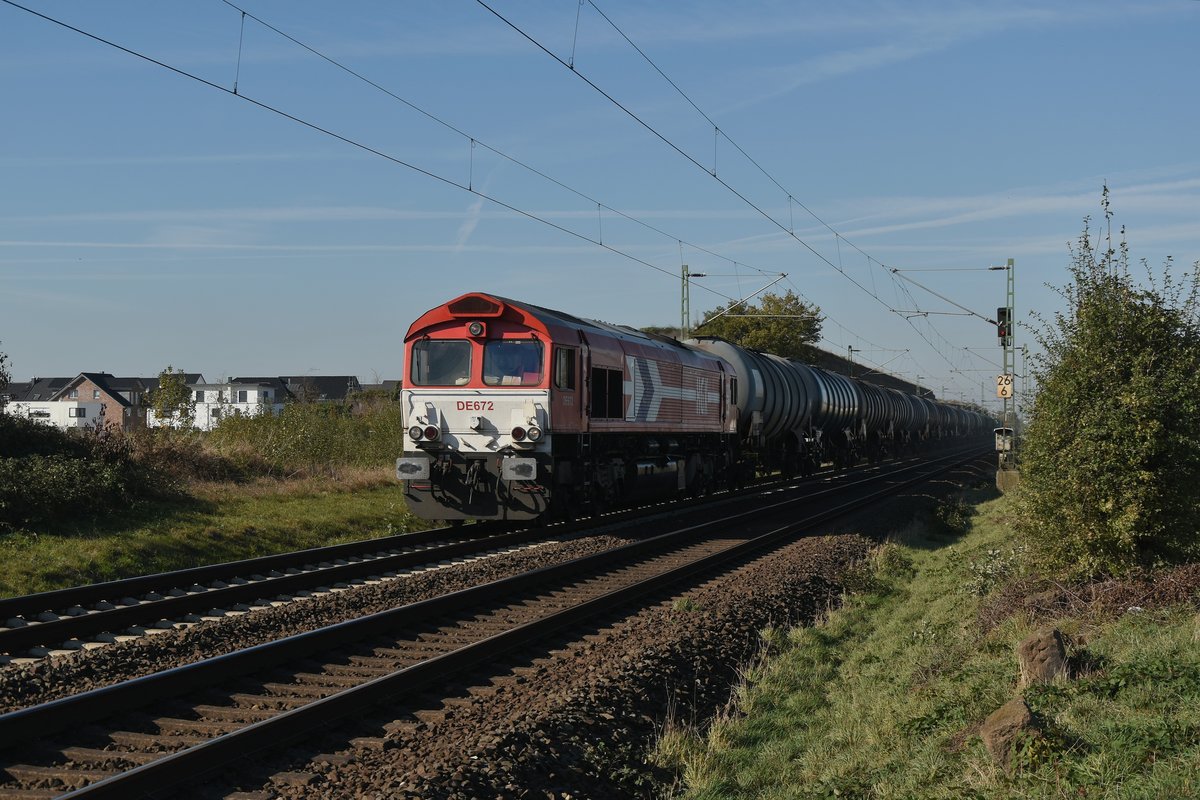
[397,293,991,522]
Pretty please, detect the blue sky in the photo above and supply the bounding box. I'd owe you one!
[2,0,1197,411]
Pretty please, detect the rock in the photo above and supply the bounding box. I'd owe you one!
[1018,628,1068,686]
[980,697,1037,769]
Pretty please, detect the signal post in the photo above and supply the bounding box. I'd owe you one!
[994,258,1020,491]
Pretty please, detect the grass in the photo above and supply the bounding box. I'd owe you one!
[0,467,430,597]
[658,489,1200,799]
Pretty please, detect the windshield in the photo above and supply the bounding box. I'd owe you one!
[483,340,544,386]
[410,339,471,386]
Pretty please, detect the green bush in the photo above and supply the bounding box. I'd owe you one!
[1015,203,1200,576]
[206,400,404,476]
[128,427,262,485]
[0,397,405,530]
[0,413,93,459]
[0,454,134,527]
[0,416,159,530]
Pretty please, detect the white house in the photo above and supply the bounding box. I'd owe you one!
[147,380,285,431]
[2,376,106,429]
[5,399,105,429]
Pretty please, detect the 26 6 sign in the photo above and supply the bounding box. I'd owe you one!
[996,373,1014,399]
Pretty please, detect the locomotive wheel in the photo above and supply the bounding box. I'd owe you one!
[590,486,609,516]
[553,487,580,523]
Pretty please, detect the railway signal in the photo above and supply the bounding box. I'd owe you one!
[996,306,1012,347]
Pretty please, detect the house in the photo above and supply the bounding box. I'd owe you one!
[48,373,152,432]
[2,377,103,429]
[5,370,370,432]
[361,380,401,395]
[147,378,283,431]
[149,375,364,431]
[2,377,72,404]
[275,375,363,402]
[140,372,205,397]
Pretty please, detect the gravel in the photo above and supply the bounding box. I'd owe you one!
[3,460,988,799]
[250,532,873,800]
[0,534,634,713]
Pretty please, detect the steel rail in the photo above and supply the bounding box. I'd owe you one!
[0,448,986,799]
[0,456,895,655]
[0,525,539,654]
[0,452,855,627]
[0,522,502,621]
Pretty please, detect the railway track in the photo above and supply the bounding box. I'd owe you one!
[0,522,517,661]
[0,461,863,662]
[0,447,985,799]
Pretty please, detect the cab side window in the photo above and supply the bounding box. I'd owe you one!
[554,347,576,390]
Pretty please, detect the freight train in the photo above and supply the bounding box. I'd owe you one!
[396,293,991,522]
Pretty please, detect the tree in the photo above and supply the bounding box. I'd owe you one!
[694,290,822,359]
[638,324,683,340]
[151,365,196,429]
[1015,201,1200,577]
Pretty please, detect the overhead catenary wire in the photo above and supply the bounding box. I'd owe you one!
[212,0,840,320]
[481,0,996,394]
[0,0,718,294]
[3,0,901,369]
[888,268,996,324]
[473,0,897,317]
[6,0,990,398]
[595,1,989,393]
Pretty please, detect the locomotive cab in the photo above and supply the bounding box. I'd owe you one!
[398,294,559,522]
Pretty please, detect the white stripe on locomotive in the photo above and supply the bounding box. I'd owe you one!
[623,356,720,422]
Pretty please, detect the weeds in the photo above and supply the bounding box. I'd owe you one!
[964,544,1028,597]
[673,596,703,613]
[661,493,1200,800]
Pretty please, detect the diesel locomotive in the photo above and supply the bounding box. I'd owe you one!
[396,292,990,522]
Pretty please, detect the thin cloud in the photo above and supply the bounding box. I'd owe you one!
[4,205,763,227]
[712,2,1171,110]
[455,196,487,252]
[0,239,602,256]
[0,152,363,169]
